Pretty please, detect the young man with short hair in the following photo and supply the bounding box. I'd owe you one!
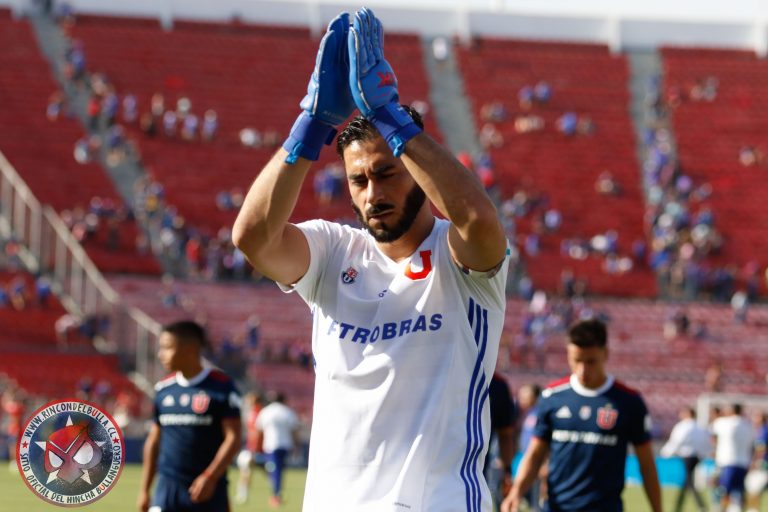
[501,319,662,512]
[137,321,241,512]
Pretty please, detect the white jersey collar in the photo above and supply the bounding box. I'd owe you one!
[176,367,210,387]
[570,373,614,397]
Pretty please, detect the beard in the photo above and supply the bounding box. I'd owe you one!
[352,183,427,243]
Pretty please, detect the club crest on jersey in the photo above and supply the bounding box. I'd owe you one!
[191,392,211,414]
[341,267,358,284]
[16,399,124,506]
[597,405,619,429]
[404,250,433,281]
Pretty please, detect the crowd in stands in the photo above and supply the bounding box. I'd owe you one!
[642,75,763,302]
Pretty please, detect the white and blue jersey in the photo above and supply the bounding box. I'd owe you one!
[283,218,509,512]
[153,368,241,484]
[534,374,651,512]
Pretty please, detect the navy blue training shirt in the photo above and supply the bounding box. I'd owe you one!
[534,375,651,512]
[153,368,241,484]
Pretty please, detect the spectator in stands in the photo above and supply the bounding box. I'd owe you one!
[533,81,551,103]
[556,111,578,136]
[480,122,503,149]
[8,277,27,311]
[176,96,192,118]
[86,94,101,132]
[731,290,749,324]
[102,88,119,126]
[162,110,177,138]
[689,76,718,102]
[181,113,199,141]
[595,171,621,196]
[46,91,66,121]
[122,93,137,123]
[705,361,724,393]
[711,403,755,511]
[739,146,764,167]
[660,406,711,512]
[518,85,534,110]
[481,100,508,123]
[63,39,86,84]
[431,36,448,64]
[514,114,544,134]
[202,110,218,142]
[140,111,157,138]
[150,92,165,118]
[239,127,262,148]
[35,275,52,307]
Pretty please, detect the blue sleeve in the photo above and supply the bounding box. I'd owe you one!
[152,393,160,425]
[222,381,242,419]
[629,394,651,445]
[532,398,552,442]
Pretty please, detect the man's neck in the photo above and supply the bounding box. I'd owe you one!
[178,364,204,381]
[376,215,435,262]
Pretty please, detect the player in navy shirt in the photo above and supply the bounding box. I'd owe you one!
[138,321,242,512]
[501,319,661,512]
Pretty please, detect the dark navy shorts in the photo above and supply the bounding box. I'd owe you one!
[718,465,748,495]
[150,474,229,512]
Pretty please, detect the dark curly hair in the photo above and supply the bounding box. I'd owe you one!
[336,105,424,159]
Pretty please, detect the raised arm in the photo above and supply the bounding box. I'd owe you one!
[233,13,355,285]
[401,135,506,270]
[347,8,505,270]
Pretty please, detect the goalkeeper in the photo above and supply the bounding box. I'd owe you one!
[234,8,509,511]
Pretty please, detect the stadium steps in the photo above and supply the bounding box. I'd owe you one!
[661,47,768,282]
[0,15,160,275]
[68,16,442,235]
[421,35,481,155]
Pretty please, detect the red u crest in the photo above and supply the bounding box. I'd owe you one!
[404,250,433,280]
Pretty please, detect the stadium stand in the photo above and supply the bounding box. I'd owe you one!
[661,47,768,283]
[456,38,657,297]
[69,16,439,234]
[0,269,142,403]
[0,16,160,275]
[109,274,768,432]
[2,6,768,445]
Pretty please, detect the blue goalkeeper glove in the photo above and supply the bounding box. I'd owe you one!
[348,7,422,157]
[283,12,356,164]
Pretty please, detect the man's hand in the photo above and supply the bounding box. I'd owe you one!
[188,472,216,503]
[136,490,150,512]
[283,12,355,163]
[348,7,421,156]
[500,488,522,512]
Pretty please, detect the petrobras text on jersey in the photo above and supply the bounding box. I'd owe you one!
[326,313,443,344]
[552,429,618,446]
[158,414,214,426]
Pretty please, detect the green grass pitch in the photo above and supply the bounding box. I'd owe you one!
[0,462,710,511]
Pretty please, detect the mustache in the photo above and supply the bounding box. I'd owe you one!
[366,203,395,217]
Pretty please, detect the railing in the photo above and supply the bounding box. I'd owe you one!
[0,150,163,392]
